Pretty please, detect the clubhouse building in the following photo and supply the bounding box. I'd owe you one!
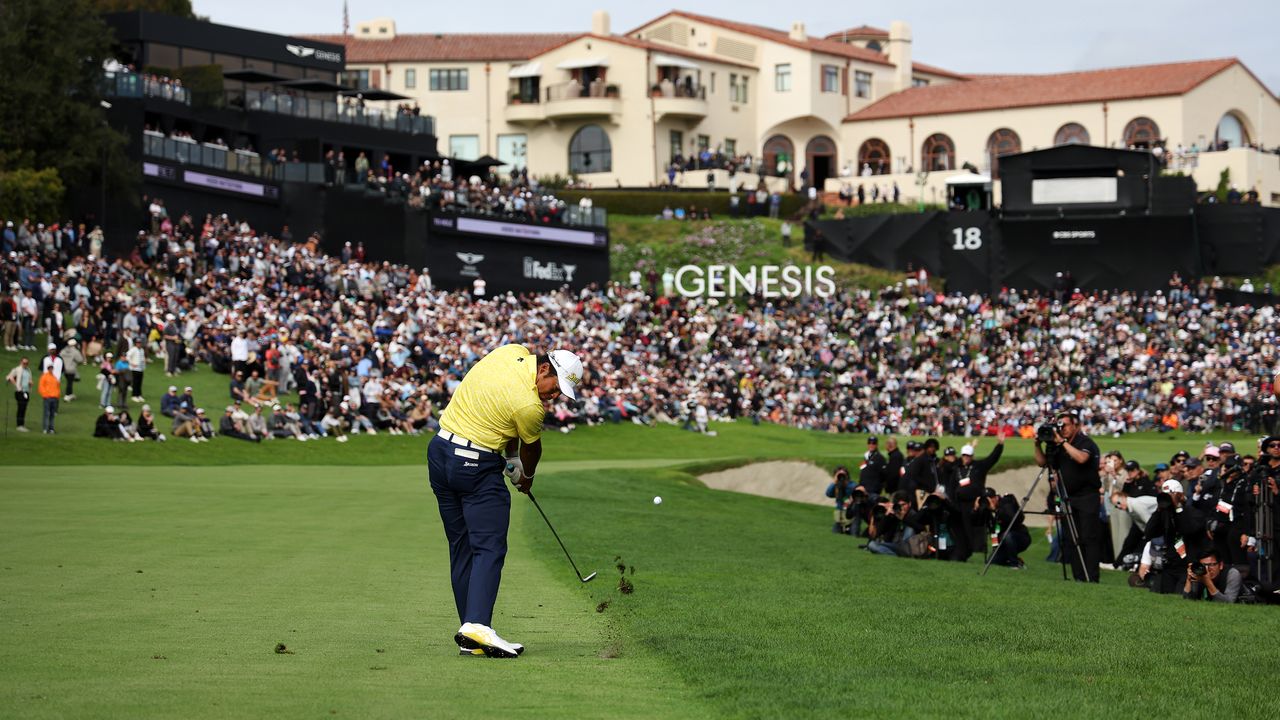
[314,10,1280,204]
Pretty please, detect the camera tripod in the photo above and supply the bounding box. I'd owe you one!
[1258,471,1275,585]
[980,461,1088,579]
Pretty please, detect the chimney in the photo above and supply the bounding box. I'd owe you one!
[789,21,806,41]
[887,21,912,92]
[592,10,610,36]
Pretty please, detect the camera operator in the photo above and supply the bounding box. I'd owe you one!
[979,487,1030,568]
[1182,549,1242,603]
[1034,412,1102,582]
[1142,479,1208,593]
[953,432,1007,561]
[859,435,887,498]
[1209,455,1253,568]
[1251,436,1280,583]
[867,495,920,557]
[825,466,855,534]
[884,437,904,495]
[917,491,960,560]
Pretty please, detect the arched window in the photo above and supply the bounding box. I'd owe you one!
[763,134,795,178]
[865,40,883,53]
[1214,112,1249,150]
[568,125,611,174]
[985,128,1022,179]
[857,138,891,175]
[1122,117,1160,148]
[921,133,955,172]
[1054,122,1090,146]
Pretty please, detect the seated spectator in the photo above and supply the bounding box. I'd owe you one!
[219,405,260,442]
[160,385,181,417]
[94,405,123,439]
[137,404,165,441]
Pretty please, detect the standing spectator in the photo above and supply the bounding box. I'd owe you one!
[5,356,32,432]
[127,337,147,402]
[780,221,792,247]
[40,343,63,381]
[162,313,182,376]
[38,366,60,434]
[60,339,84,401]
[98,352,117,408]
[1,285,17,351]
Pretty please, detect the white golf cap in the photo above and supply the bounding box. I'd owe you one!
[1161,479,1183,494]
[960,445,974,456]
[105,405,115,413]
[47,343,57,350]
[548,349,584,400]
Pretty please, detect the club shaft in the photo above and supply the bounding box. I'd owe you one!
[527,491,587,580]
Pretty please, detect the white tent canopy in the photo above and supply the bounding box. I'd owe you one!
[944,172,992,185]
[652,53,700,70]
[556,56,609,70]
[508,62,542,79]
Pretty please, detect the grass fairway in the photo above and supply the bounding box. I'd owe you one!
[4,374,1279,718]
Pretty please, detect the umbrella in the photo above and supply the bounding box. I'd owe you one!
[339,88,410,102]
[277,78,347,93]
[223,68,289,84]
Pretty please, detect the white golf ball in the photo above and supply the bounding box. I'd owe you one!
[653,496,663,505]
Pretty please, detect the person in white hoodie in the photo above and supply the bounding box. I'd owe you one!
[126,336,147,402]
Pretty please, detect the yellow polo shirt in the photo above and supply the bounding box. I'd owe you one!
[439,344,545,451]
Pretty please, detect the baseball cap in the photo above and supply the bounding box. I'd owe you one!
[1161,479,1183,494]
[105,405,115,413]
[981,487,999,499]
[196,407,205,414]
[1124,460,1140,472]
[1154,463,1169,472]
[867,435,878,444]
[943,447,957,456]
[1203,446,1221,458]
[907,441,923,451]
[47,343,56,350]
[547,349,584,401]
[1171,450,1190,462]
[960,445,974,456]
[1218,442,1235,453]
[168,385,178,392]
[1183,458,1201,469]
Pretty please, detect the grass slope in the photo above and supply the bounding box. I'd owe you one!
[0,466,711,720]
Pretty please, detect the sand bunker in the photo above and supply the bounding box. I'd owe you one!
[700,461,1054,526]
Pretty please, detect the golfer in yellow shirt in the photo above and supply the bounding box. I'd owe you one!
[430,344,583,658]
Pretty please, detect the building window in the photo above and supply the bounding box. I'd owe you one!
[1054,122,1090,146]
[775,63,791,92]
[729,73,749,103]
[429,68,468,91]
[404,68,416,89]
[669,130,683,163]
[710,72,715,93]
[696,134,710,152]
[450,135,479,160]
[725,138,736,157]
[821,65,839,93]
[985,128,1022,179]
[854,71,872,98]
[912,77,930,88]
[1215,112,1249,149]
[866,40,883,53]
[569,124,611,173]
[858,138,891,175]
[1122,116,1160,148]
[341,69,371,90]
[496,134,527,171]
[921,133,955,171]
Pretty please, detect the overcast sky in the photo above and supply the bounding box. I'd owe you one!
[193,0,1278,94]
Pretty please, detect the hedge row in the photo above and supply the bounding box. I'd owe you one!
[555,189,808,218]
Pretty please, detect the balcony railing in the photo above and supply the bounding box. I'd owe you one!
[102,73,434,136]
[546,81,619,102]
[142,132,325,183]
[102,72,191,106]
[651,83,705,99]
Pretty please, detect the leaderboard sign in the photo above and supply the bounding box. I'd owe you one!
[426,213,609,292]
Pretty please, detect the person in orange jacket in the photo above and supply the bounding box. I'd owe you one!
[38,368,60,434]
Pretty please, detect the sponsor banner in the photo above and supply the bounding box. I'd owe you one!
[182,170,280,200]
[456,251,485,278]
[455,216,606,247]
[523,257,577,282]
[143,162,177,181]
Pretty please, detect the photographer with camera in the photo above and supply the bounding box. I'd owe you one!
[867,495,921,557]
[1034,412,1103,582]
[905,438,941,509]
[1208,455,1253,568]
[825,466,856,534]
[1182,549,1242,603]
[979,487,1031,568]
[1142,479,1208,593]
[1112,461,1160,568]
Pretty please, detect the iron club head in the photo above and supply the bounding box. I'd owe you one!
[580,572,597,583]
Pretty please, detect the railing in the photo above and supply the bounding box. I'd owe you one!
[546,81,619,102]
[142,133,325,183]
[434,205,608,230]
[651,83,706,99]
[102,73,434,136]
[102,72,191,106]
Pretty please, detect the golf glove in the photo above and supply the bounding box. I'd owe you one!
[504,457,525,483]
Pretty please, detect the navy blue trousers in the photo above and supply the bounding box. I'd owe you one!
[427,435,510,627]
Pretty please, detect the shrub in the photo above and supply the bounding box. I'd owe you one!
[0,168,65,221]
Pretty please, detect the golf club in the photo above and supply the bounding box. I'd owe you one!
[527,490,596,583]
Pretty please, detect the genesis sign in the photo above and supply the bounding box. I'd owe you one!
[285,43,342,64]
[675,265,837,298]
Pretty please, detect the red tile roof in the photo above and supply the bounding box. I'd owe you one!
[306,32,578,63]
[631,11,895,67]
[911,61,969,81]
[529,33,758,69]
[845,58,1242,121]
[824,25,889,40]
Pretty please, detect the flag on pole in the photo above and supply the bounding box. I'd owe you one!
[343,0,350,36]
